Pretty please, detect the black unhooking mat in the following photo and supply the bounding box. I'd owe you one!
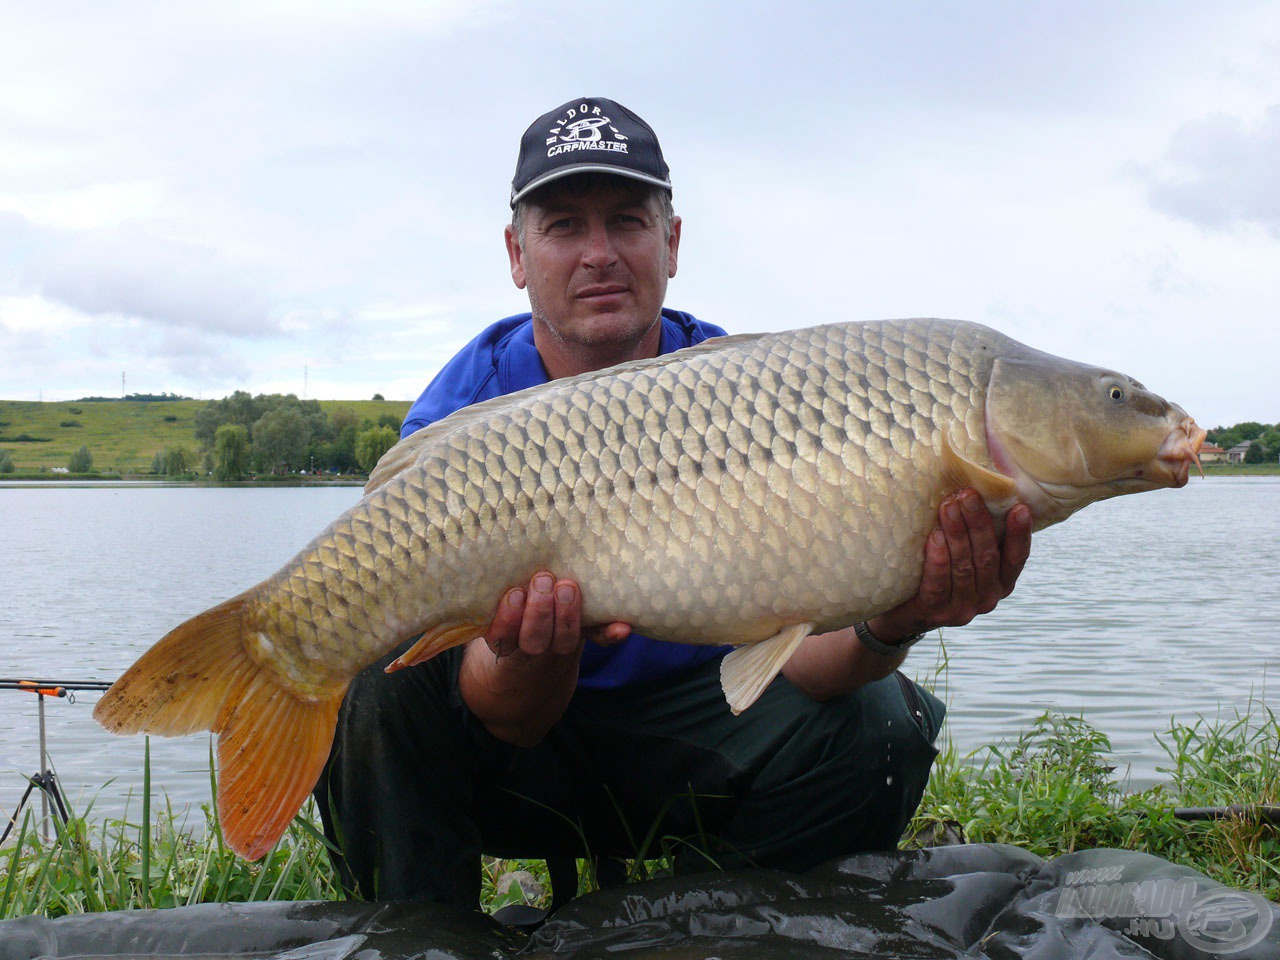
[3,845,1278,959]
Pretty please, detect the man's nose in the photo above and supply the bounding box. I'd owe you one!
[580,221,617,267]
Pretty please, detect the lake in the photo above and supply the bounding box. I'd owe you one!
[1,478,1277,827]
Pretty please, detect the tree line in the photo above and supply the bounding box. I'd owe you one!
[1205,421,1280,464]
[151,391,401,480]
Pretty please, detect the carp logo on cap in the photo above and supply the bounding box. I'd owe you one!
[545,103,630,157]
[510,96,672,207]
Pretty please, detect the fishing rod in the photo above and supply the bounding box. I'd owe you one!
[0,676,112,844]
[1173,805,1280,824]
[0,678,113,693]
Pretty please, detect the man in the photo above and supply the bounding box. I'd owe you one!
[316,97,1032,910]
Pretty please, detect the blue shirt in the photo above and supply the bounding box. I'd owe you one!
[403,308,732,689]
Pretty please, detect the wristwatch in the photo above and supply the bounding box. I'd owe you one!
[854,620,927,657]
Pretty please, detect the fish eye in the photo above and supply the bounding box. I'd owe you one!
[1108,384,1125,402]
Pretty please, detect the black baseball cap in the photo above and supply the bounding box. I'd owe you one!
[510,97,671,207]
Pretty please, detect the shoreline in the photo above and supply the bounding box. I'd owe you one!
[3,465,1278,484]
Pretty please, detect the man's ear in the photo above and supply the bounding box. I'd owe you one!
[504,224,527,289]
[667,215,682,279]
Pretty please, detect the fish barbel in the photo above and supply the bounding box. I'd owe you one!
[95,318,1205,858]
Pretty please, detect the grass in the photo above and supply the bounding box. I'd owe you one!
[1200,462,1280,476]
[0,399,411,475]
[2,706,1277,920]
[908,705,1280,899]
[0,744,340,918]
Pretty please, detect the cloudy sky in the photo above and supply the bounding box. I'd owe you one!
[1,0,1277,429]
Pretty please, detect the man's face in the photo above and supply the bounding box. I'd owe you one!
[505,179,681,356]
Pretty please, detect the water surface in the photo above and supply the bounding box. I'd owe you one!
[0,478,1275,826]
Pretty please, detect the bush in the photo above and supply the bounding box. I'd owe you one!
[0,450,14,474]
[68,445,93,473]
[59,420,82,428]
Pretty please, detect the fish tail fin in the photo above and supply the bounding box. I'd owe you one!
[214,672,342,860]
[94,594,343,860]
[93,594,257,737]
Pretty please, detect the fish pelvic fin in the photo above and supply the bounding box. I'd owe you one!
[720,622,816,716]
[940,428,1019,507]
[93,594,344,861]
[385,621,487,673]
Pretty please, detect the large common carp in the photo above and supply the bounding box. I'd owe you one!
[95,318,1204,859]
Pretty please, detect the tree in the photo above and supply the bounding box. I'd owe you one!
[0,450,14,474]
[355,425,399,473]
[214,424,252,481]
[166,444,192,476]
[68,445,93,473]
[1258,429,1280,463]
[372,393,385,401]
[193,390,263,448]
[253,407,311,474]
[1244,441,1265,464]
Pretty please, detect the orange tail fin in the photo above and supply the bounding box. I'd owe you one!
[94,594,343,860]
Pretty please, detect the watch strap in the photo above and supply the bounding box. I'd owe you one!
[854,620,926,657]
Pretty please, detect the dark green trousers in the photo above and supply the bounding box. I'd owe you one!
[314,642,944,908]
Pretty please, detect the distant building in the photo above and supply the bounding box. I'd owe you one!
[1226,440,1253,464]
[1199,444,1226,463]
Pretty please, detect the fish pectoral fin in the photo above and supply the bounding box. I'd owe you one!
[386,621,486,673]
[215,676,343,861]
[720,622,816,716]
[940,429,1018,506]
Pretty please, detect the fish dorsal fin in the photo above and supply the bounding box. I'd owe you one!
[720,621,815,715]
[939,428,1018,505]
[365,332,767,494]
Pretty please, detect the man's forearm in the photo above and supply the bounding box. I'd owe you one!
[781,618,909,700]
[458,637,579,747]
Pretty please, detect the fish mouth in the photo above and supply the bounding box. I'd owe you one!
[1149,416,1207,489]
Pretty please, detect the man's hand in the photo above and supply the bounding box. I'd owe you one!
[481,572,630,659]
[460,571,629,747]
[867,489,1032,643]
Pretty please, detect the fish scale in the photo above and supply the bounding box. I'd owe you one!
[94,317,1205,860]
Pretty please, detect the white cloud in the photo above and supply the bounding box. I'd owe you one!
[1143,105,1280,238]
[28,227,277,337]
[0,1,1276,425]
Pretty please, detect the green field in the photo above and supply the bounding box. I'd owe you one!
[0,399,412,475]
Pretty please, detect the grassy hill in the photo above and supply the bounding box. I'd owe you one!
[0,398,412,474]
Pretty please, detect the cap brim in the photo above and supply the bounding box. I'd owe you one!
[510,165,672,207]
